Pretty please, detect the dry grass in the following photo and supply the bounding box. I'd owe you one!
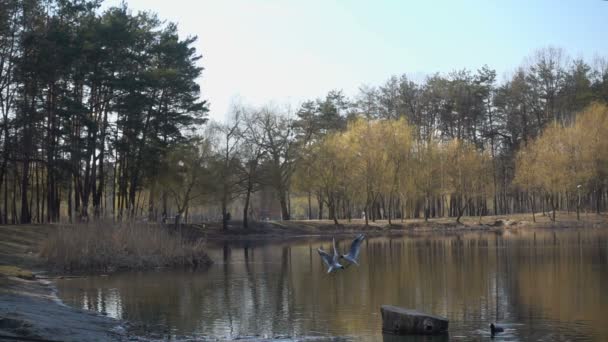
[39,223,212,273]
[0,265,34,279]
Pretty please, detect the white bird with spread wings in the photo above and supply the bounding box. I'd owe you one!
[341,233,365,266]
[317,234,366,273]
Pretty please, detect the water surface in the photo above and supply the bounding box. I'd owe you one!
[56,228,608,341]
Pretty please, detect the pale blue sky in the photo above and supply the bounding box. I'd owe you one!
[104,0,608,122]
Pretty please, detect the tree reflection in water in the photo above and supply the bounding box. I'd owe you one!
[56,229,608,340]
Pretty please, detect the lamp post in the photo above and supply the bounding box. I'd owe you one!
[577,184,582,221]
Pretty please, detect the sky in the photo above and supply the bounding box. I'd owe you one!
[104,0,608,122]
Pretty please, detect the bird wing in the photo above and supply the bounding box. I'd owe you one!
[347,234,365,259]
[332,237,340,264]
[317,248,332,268]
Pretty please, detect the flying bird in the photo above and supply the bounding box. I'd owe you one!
[341,234,366,266]
[317,238,344,273]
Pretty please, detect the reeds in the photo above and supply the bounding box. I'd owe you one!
[40,223,212,273]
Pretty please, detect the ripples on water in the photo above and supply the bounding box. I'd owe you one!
[56,228,608,341]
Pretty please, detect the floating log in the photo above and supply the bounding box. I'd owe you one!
[380,305,449,335]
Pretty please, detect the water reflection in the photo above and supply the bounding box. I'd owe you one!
[56,228,608,341]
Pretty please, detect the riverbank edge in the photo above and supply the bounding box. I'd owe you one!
[0,274,135,341]
[0,225,147,341]
[193,211,608,240]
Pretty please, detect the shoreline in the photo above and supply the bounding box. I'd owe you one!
[1,212,606,340]
[191,212,608,240]
[0,225,136,341]
[0,273,133,341]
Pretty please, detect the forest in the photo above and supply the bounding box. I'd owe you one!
[1,0,608,227]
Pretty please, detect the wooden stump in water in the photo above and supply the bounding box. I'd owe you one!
[381,305,449,335]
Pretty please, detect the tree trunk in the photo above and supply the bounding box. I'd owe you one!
[20,157,31,224]
[35,162,40,223]
[3,169,7,224]
[371,200,377,222]
[243,182,252,229]
[424,196,430,222]
[347,199,352,222]
[67,179,73,223]
[307,191,312,220]
[0,106,9,224]
[74,175,81,220]
[174,211,182,228]
[530,193,536,223]
[576,190,581,221]
[387,194,393,225]
[329,199,339,226]
[0,147,8,223]
[12,164,18,224]
[456,199,468,224]
[596,187,601,215]
[278,188,290,220]
[147,181,156,222]
[222,196,228,230]
[317,192,324,220]
[550,194,557,221]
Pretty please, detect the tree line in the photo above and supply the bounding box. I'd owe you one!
[514,103,608,221]
[289,48,608,223]
[2,0,607,226]
[1,0,206,224]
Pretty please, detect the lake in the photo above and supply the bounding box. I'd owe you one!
[55,228,608,341]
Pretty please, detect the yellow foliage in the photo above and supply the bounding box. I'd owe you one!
[515,103,608,195]
[292,118,418,216]
[444,139,491,199]
[573,102,608,188]
[412,138,444,199]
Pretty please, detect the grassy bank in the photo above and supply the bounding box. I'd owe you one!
[186,211,608,240]
[0,225,52,270]
[38,223,212,273]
